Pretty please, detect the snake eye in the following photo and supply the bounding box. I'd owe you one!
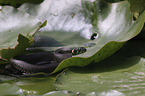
[72,49,78,54]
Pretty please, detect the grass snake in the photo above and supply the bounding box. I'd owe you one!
[10,47,86,74]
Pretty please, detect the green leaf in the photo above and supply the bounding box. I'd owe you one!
[103,0,126,3]
[14,76,56,95]
[0,34,33,60]
[0,75,16,82]
[18,0,145,73]
[0,75,57,95]
[0,74,56,95]
[131,25,145,40]
[0,83,24,96]
[42,91,78,96]
[0,6,46,60]
[55,40,145,95]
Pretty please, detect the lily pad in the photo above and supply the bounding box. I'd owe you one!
[0,6,46,60]
[14,76,56,95]
[0,83,24,96]
[0,75,56,95]
[0,75,16,82]
[18,0,145,73]
[104,0,125,3]
[42,91,78,96]
[55,40,145,96]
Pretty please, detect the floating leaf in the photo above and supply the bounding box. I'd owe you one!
[55,40,145,96]
[0,75,16,82]
[15,76,56,95]
[17,0,145,73]
[0,6,46,61]
[0,83,24,96]
[42,91,78,96]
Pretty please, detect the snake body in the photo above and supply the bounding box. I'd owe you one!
[10,47,86,73]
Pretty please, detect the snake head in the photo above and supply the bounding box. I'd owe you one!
[72,47,87,55]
